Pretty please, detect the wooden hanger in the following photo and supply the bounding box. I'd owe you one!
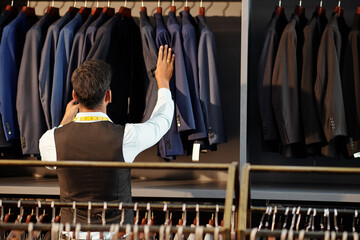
[21,0,35,17]
[118,0,131,18]
[5,0,18,15]
[46,1,60,18]
[275,0,284,16]
[184,0,190,11]
[156,0,162,14]
[295,0,305,16]
[90,1,103,18]
[357,6,360,15]
[333,0,343,16]
[101,1,115,17]
[170,0,176,12]
[316,0,326,16]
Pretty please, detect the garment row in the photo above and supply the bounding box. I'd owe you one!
[258,4,360,158]
[0,5,226,159]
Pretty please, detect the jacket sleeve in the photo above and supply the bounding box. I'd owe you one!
[271,22,303,145]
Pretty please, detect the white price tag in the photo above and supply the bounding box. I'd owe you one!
[192,143,201,161]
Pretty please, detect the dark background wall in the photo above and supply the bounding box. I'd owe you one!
[247,0,360,185]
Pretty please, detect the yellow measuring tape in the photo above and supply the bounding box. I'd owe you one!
[72,116,111,122]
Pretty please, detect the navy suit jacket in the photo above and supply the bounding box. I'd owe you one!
[154,12,183,159]
[39,12,74,129]
[167,11,195,133]
[64,14,96,110]
[180,10,207,140]
[0,11,38,141]
[141,10,158,122]
[87,13,145,125]
[81,12,111,64]
[16,13,60,154]
[196,15,227,145]
[51,13,84,127]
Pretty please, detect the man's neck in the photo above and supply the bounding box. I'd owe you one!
[78,104,106,114]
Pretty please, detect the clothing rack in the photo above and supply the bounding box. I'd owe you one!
[237,164,360,240]
[0,160,239,240]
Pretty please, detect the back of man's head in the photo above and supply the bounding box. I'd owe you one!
[71,60,112,109]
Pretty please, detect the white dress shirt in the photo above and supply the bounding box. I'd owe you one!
[39,88,174,164]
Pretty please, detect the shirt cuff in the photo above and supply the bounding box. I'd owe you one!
[158,88,171,99]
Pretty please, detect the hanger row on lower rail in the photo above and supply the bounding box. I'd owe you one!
[244,228,360,240]
[251,206,360,215]
[0,200,226,212]
[0,222,227,233]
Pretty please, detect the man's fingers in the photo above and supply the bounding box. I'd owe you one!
[170,54,175,66]
[163,45,169,61]
[158,45,164,62]
[167,48,172,63]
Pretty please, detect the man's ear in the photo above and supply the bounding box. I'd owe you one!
[105,90,112,103]
[72,90,78,101]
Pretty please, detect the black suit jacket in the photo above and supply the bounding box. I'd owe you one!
[257,11,287,144]
[87,13,146,124]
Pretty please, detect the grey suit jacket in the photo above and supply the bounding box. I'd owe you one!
[16,13,59,154]
[197,15,226,145]
[140,10,158,122]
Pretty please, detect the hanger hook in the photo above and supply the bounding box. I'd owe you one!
[74,0,77,7]
[85,0,87,7]
[157,0,160,7]
[337,0,341,7]
[319,0,323,7]
[141,0,144,7]
[185,0,188,7]
[299,0,302,7]
[124,0,127,7]
[72,201,77,225]
[172,0,175,7]
[107,0,110,7]
[278,0,281,7]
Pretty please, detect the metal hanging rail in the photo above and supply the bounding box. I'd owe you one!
[237,164,360,240]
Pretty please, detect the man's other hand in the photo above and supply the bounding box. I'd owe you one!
[155,45,175,89]
[60,99,79,126]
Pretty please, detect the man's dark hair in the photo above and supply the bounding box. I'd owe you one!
[71,60,112,109]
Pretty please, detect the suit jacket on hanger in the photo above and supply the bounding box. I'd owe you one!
[140,10,158,122]
[197,14,227,145]
[39,11,75,129]
[51,13,85,127]
[341,13,360,157]
[16,13,60,154]
[64,14,96,111]
[81,12,111,64]
[272,14,306,146]
[314,14,348,147]
[154,12,183,159]
[167,10,195,133]
[86,13,146,125]
[0,11,38,142]
[300,11,327,151]
[257,11,287,151]
[180,10,207,141]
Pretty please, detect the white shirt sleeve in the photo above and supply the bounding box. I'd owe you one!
[122,88,174,163]
[39,127,61,169]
